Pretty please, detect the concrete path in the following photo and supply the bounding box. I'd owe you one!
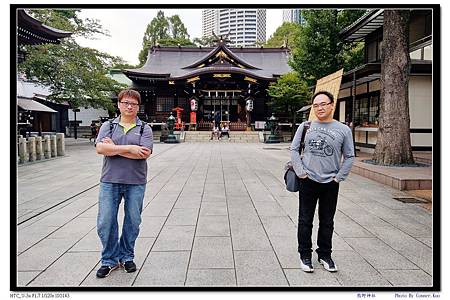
[16,140,433,287]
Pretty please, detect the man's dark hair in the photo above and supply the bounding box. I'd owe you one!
[118,89,141,104]
[312,91,334,103]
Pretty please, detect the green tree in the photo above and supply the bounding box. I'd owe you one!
[19,9,126,112]
[168,15,189,39]
[193,36,215,47]
[28,9,108,38]
[267,72,311,129]
[290,9,366,85]
[264,22,301,49]
[139,11,195,65]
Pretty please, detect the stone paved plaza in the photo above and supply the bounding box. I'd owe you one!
[16,140,433,287]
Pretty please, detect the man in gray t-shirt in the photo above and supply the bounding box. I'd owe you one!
[290,91,354,273]
[94,89,153,278]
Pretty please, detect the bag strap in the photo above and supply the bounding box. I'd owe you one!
[109,119,146,136]
[299,121,311,155]
[140,121,146,136]
[109,119,114,137]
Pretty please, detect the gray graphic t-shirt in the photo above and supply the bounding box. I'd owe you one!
[290,120,355,183]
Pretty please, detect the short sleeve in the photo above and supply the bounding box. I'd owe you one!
[140,124,154,150]
[95,122,110,146]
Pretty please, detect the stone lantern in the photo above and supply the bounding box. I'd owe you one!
[165,113,179,143]
[265,113,281,143]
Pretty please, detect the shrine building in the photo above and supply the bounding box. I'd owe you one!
[123,37,292,130]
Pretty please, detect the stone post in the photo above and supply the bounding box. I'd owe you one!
[50,135,57,157]
[28,137,36,162]
[35,136,43,160]
[43,135,51,159]
[18,137,28,164]
[56,133,65,156]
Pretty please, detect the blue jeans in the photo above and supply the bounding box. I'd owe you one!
[97,182,146,266]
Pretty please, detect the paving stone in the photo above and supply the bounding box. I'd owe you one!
[189,237,234,269]
[234,250,288,286]
[152,225,195,251]
[17,238,76,271]
[284,268,341,286]
[199,202,228,216]
[17,225,59,253]
[135,251,191,286]
[141,200,174,217]
[416,237,432,248]
[196,215,230,237]
[337,206,391,227]
[28,251,100,286]
[378,270,432,286]
[139,216,166,238]
[364,225,433,274]
[185,269,236,286]
[81,237,155,286]
[230,223,272,251]
[17,271,41,287]
[252,201,286,217]
[267,235,299,268]
[344,238,418,270]
[260,216,296,238]
[165,208,199,226]
[70,228,101,252]
[331,250,392,286]
[47,217,96,239]
[173,198,202,209]
[334,211,375,238]
[16,143,434,287]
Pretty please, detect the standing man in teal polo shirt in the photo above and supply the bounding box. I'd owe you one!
[95,89,153,278]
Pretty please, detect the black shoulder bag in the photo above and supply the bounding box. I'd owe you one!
[284,121,311,192]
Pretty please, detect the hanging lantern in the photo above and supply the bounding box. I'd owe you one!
[190,97,198,111]
[245,97,254,112]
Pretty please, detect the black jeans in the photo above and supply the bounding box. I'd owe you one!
[297,177,339,259]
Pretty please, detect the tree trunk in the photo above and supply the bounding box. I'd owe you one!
[372,10,414,165]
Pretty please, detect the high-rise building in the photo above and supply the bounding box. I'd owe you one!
[202,9,266,47]
[282,9,305,25]
[202,9,218,38]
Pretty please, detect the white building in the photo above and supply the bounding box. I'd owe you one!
[202,9,266,47]
[282,9,305,25]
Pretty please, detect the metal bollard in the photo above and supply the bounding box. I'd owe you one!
[35,136,43,160]
[56,133,65,156]
[43,135,51,159]
[50,135,57,158]
[18,137,28,163]
[28,137,36,162]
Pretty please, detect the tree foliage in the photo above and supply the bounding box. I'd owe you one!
[28,9,108,38]
[138,11,194,65]
[19,9,126,111]
[193,35,216,47]
[267,72,311,119]
[290,9,367,85]
[264,22,302,49]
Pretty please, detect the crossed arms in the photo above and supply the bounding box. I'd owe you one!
[96,137,152,160]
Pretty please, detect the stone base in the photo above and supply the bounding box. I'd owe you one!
[164,135,179,144]
[265,135,281,143]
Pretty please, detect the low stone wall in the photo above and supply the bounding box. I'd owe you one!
[17,133,65,164]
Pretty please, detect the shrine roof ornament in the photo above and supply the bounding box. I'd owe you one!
[182,31,259,70]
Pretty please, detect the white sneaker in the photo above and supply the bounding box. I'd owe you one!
[318,257,338,272]
[299,257,314,273]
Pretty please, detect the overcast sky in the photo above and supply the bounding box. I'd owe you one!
[75,9,284,65]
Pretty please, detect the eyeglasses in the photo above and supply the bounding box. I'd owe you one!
[119,101,139,108]
[312,102,332,109]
